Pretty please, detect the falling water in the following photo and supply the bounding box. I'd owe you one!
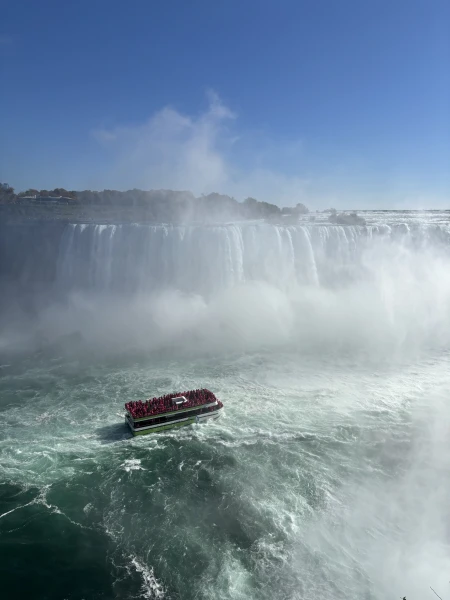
[2,211,450,599]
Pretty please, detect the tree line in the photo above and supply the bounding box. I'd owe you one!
[0,183,309,221]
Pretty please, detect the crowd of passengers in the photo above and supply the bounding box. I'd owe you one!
[125,388,219,419]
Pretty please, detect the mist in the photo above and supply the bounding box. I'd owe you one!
[3,215,450,600]
[89,91,313,207]
[4,1,450,597]
[2,213,450,600]
[3,218,450,362]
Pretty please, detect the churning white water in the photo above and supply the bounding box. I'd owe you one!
[46,212,450,355]
[1,211,450,599]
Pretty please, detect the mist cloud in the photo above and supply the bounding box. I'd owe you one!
[92,92,310,207]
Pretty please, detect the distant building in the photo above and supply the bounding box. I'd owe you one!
[34,196,59,203]
[34,196,77,204]
[16,195,78,205]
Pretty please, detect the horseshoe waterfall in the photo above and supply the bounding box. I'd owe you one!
[1,211,450,600]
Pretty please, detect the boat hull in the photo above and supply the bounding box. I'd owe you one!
[126,408,221,436]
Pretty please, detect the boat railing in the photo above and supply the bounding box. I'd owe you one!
[127,400,219,423]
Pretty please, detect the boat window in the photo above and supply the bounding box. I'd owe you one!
[133,404,217,428]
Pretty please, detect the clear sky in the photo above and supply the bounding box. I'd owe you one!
[1,0,449,208]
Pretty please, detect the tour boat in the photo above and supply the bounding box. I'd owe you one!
[125,388,223,436]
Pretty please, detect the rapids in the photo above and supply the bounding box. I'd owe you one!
[1,211,450,599]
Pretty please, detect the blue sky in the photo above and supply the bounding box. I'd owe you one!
[1,0,449,207]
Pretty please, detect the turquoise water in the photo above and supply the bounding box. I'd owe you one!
[1,346,450,599]
[2,212,450,599]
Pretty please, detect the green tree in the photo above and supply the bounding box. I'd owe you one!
[0,183,16,204]
[18,188,39,197]
[294,203,309,214]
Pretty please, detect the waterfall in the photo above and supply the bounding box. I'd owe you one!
[54,220,450,296]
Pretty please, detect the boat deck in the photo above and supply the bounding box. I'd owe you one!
[125,389,223,435]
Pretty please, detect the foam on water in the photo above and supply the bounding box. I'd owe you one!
[128,557,165,599]
[1,348,450,599]
[2,211,450,598]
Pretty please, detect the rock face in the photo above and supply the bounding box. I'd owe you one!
[329,211,366,226]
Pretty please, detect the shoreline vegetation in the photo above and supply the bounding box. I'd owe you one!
[0,183,368,225]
